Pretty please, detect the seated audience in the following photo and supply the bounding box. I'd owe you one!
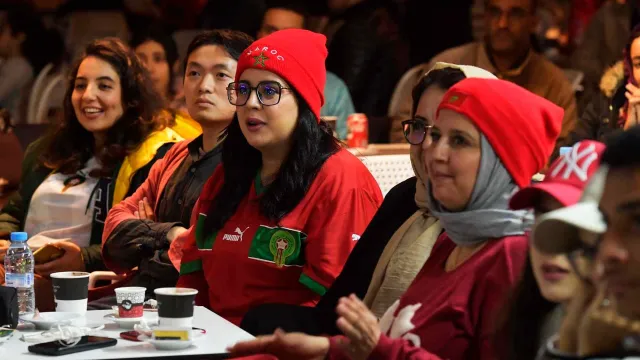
[0,6,42,122]
[0,38,182,310]
[570,0,636,104]
[240,62,497,336]
[98,30,253,304]
[175,29,383,325]
[497,140,606,360]
[390,0,576,158]
[229,77,564,359]
[131,26,202,140]
[257,2,355,140]
[572,25,640,143]
[533,126,640,358]
[323,0,407,120]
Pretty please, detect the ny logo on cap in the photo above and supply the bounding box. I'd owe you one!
[549,143,599,181]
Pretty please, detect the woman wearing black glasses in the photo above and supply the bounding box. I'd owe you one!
[174,29,383,326]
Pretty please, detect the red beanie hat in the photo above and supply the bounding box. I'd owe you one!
[437,78,563,188]
[235,29,327,122]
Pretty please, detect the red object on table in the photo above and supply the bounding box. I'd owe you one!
[347,113,369,148]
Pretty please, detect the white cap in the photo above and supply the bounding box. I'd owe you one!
[425,62,497,80]
[532,165,609,254]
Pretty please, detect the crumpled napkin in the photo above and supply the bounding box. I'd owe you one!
[21,324,107,345]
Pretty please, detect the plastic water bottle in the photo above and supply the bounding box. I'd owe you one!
[5,232,35,315]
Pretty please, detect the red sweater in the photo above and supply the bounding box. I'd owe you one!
[176,148,383,325]
[329,233,528,360]
[102,140,191,272]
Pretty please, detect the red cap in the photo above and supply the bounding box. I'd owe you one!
[437,78,563,189]
[236,29,327,122]
[510,140,606,209]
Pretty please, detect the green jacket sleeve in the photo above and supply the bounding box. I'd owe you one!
[0,139,49,237]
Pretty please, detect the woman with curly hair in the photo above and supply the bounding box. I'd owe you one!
[0,37,182,310]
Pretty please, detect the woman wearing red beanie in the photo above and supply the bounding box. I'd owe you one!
[229,77,564,359]
[174,29,383,326]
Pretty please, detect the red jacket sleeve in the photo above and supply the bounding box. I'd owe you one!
[101,145,178,272]
[299,187,382,298]
[101,143,180,247]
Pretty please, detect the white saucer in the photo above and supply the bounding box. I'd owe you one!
[103,312,158,329]
[20,312,83,330]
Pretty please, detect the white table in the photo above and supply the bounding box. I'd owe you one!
[2,306,254,359]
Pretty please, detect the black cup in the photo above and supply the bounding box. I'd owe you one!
[154,287,198,327]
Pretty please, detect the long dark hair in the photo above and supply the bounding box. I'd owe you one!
[130,25,179,99]
[40,37,165,177]
[494,253,556,360]
[203,94,340,233]
[624,24,640,87]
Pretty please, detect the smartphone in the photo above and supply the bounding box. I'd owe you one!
[33,244,65,264]
[28,335,117,356]
[120,330,142,342]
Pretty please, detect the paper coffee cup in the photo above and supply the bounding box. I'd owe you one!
[115,287,146,318]
[51,272,90,314]
[154,287,198,327]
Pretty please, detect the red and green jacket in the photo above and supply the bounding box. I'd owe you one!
[176,148,383,325]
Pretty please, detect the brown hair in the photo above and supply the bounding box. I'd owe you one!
[40,37,167,177]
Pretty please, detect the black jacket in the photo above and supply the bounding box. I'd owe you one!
[570,81,626,145]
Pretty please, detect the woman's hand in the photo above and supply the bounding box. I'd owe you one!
[135,197,155,221]
[227,328,329,360]
[625,83,640,106]
[335,294,381,360]
[34,241,85,277]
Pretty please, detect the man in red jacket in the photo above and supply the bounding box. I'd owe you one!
[93,30,253,306]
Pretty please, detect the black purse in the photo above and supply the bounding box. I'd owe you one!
[0,286,18,329]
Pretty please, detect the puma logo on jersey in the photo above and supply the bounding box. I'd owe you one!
[352,234,361,241]
[223,227,249,242]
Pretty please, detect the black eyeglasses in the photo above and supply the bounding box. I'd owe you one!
[227,81,291,106]
[402,118,432,145]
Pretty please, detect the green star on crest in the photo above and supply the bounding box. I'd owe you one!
[253,52,269,67]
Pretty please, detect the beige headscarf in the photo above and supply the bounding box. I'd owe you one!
[363,63,497,316]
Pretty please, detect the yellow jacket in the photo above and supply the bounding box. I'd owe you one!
[169,110,202,140]
[113,126,184,204]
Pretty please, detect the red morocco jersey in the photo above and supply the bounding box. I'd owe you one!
[177,148,383,325]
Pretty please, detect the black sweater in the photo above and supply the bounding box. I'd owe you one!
[240,177,419,336]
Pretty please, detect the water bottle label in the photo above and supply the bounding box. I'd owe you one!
[5,273,34,288]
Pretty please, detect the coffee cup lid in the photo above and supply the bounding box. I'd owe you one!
[154,287,198,296]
